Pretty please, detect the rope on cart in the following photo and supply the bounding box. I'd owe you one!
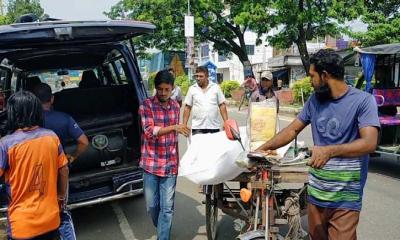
[281,185,307,240]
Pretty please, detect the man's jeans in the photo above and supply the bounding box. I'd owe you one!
[59,183,76,240]
[59,209,76,240]
[143,171,177,240]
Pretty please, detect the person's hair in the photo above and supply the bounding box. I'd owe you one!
[154,70,174,87]
[7,91,43,132]
[32,82,52,103]
[310,49,345,80]
[196,66,208,76]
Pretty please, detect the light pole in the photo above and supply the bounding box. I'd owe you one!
[185,0,195,84]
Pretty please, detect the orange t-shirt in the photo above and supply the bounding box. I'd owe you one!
[0,127,67,239]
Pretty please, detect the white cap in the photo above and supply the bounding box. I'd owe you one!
[261,71,273,80]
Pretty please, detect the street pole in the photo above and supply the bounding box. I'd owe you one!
[185,0,195,84]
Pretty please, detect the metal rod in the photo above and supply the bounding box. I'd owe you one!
[254,195,260,231]
[223,183,249,217]
[265,194,269,240]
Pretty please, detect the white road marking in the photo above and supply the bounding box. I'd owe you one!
[112,202,137,240]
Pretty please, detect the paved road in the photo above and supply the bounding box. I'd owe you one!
[70,108,400,239]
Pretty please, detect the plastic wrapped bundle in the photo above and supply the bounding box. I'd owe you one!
[248,99,277,151]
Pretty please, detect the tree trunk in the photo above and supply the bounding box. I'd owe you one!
[296,0,310,76]
[296,39,310,76]
[235,32,250,67]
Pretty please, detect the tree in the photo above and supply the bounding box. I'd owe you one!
[4,0,45,24]
[267,0,364,74]
[105,0,272,66]
[352,1,400,47]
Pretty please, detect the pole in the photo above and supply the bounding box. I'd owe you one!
[186,0,194,84]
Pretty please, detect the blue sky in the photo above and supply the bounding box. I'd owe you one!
[39,0,120,20]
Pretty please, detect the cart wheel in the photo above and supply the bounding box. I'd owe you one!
[205,185,219,240]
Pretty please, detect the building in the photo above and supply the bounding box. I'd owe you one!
[196,31,274,84]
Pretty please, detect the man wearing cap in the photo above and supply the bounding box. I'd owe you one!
[251,71,277,102]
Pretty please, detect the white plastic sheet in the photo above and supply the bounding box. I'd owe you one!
[178,127,248,184]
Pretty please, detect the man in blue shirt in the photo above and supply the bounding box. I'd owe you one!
[256,49,380,239]
[33,82,89,240]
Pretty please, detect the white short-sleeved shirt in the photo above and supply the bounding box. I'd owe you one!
[184,82,226,129]
[171,85,182,102]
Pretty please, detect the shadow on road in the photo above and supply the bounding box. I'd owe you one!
[369,156,400,179]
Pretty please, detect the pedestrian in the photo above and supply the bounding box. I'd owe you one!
[256,49,380,240]
[183,66,228,193]
[33,82,89,240]
[249,70,279,112]
[0,91,69,240]
[139,70,190,240]
[167,68,183,106]
[241,64,258,97]
[183,66,228,136]
[277,79,283,90]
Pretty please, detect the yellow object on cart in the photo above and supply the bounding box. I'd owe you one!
[249,101,277,151]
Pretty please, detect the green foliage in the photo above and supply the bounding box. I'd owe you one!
[291,77,313,104]
[351,1,400,46]
[5,0,45,24]
[105,0,272,65]
[148,73,190,96]
[220,80,240,98]
[267,0,363,73]
[147,72,157,93]
[175,75,190,96]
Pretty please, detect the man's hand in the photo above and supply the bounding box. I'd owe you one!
[175,124,190,137]
[308,145,332,169]
[66,154,76,164]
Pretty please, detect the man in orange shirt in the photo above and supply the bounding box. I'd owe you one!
[0,91,69,240]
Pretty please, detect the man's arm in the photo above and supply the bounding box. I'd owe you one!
[69,134,89,163]
[309,126,378,168]
[256,118,307,152]
[57,164,69,206]
[219,103,228,122]
[183,105,192,127]
[157,124,190,137]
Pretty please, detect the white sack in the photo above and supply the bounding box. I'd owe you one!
[178,127,248,184]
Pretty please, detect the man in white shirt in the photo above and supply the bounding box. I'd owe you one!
[183,66,228,135]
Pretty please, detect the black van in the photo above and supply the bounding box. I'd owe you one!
[0,20,155,215]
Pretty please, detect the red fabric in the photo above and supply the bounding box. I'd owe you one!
[138,96,180,177]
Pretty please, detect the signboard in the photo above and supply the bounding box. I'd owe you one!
[184,15,194,37]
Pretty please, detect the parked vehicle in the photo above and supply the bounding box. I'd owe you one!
[0,20,155,218]
[354,43,400,157]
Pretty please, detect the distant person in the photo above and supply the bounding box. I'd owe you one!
[168,68,183,106]
[250,71,279,112]
[139,70,189,240]
[277,79,283,90]
[250,71,276,101]
[33,82,89,240]
[0,91,68,240]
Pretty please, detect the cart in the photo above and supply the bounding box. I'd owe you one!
[204,120,309,240]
